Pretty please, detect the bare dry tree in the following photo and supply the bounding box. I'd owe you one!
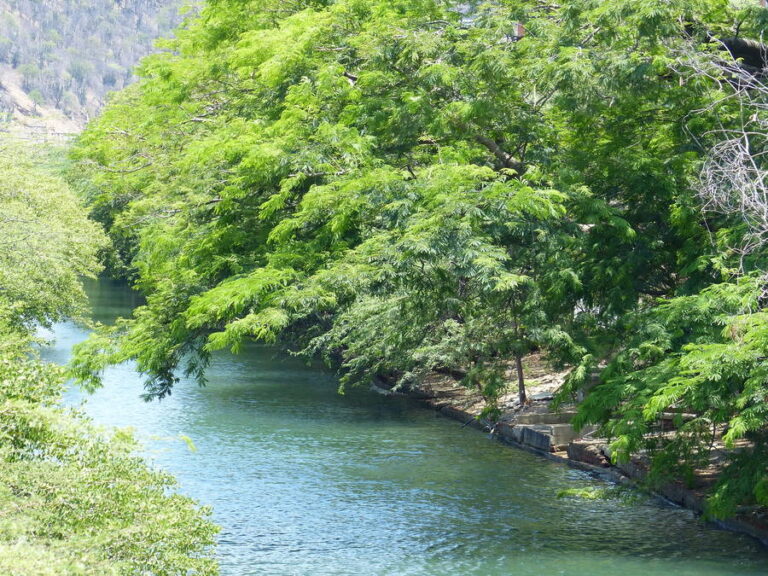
[676,33,768,261]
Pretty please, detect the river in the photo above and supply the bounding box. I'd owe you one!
[39,278,768,576]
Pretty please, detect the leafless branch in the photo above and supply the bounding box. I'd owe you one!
[675,34,768,261]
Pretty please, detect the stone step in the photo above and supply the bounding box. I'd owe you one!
[516,411,577,425]
[498,422,598,453]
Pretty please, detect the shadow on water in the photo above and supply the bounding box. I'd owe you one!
[40,279,768,576]
[81,276,144,325]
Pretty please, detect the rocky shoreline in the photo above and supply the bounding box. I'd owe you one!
[374,365,768,547]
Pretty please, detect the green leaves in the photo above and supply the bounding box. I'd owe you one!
[0,144,107,332]
[207,307,291,351]
[0,140,218,574]
[68,0,768,517]
[575,275,768,515]
[186,268,300,330]
[0,350,219,576]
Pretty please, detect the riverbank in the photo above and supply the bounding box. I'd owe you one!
[373,357,768,547]
[54,299,768,575]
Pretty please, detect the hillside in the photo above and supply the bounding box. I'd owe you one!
[0,0,185,135]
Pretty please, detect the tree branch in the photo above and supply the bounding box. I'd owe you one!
[475,135,524,174]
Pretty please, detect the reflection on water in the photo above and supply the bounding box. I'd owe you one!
[39,278,768,576]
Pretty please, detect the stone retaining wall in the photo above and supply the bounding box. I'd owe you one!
[406,384,768,547]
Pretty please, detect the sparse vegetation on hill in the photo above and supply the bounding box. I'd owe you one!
[0,0,185,127]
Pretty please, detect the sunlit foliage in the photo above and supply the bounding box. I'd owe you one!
[70,0,768,516]
[0,142,218,575]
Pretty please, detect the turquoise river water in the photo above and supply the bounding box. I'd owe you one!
[39,279,768,576]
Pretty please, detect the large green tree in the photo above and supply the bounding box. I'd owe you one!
[568,1,768,518]
[70,0,585,406]
[69,0,768,516]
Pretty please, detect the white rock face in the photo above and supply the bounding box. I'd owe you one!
[0,64,80,137]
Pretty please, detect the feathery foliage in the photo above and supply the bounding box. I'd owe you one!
[0,141,218,575]
[70,0,768,516]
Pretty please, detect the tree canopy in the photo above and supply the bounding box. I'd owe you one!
[70,0,768,516]
[0,142,218,575]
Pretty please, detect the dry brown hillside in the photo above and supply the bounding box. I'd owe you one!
[0,0,186,135]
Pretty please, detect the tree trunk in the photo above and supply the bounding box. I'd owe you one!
[515,355,526,405]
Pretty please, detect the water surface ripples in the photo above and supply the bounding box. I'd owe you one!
[40,279,768,576]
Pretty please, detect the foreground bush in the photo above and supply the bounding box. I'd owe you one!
[0,141,219,575]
